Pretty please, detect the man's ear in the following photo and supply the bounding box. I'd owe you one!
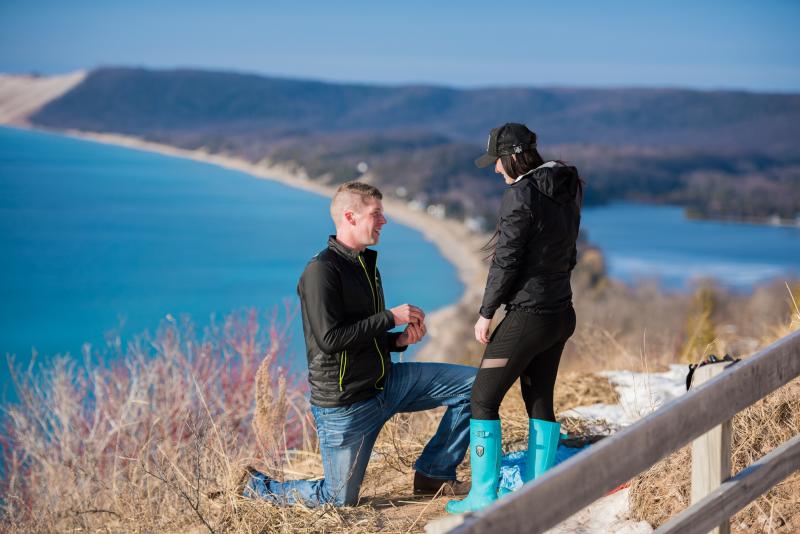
[344,210,357,226]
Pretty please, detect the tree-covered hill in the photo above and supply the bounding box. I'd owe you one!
[30,67,800,223]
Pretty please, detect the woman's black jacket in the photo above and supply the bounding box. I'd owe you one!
[479,162,582,319]
[298,236,406,407]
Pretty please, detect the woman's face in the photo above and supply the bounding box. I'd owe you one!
[494,157,515,185]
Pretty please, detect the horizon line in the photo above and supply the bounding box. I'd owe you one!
[3,65,800,96]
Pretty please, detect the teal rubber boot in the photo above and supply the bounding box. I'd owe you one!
[445,419,501,514]
[523,419,561,482]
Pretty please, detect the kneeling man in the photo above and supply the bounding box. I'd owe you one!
[245,181,476,506]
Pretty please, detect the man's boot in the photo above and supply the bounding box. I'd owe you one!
[413,472,470,496]
[445,419,501,514]
[523,418,560,482]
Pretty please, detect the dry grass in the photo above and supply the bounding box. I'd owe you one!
[629,378,800,533]
[629,287,800,533]
[566,277,800,374]
[0,309,623,533]
[2,281,798,532]
[0,309,314,533]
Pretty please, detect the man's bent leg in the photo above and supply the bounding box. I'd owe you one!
[245,399,384,507]
[383,362,476,480]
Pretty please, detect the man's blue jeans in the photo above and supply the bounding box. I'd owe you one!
[245,362,476,507]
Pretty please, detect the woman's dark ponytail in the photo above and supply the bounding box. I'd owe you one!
[499,147,544,180]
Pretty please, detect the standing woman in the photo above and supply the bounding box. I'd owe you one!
[447,123,583,514]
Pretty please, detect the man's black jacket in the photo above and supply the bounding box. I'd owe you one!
[298,236,406,407]
[479,162,582,319]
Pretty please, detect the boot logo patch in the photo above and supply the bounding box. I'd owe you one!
[476,446,484,457]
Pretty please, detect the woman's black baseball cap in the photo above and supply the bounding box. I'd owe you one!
[474,123,537,168]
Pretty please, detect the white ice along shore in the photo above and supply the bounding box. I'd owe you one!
[545,364,689,534]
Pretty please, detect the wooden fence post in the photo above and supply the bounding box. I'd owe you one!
[690,362,733,534]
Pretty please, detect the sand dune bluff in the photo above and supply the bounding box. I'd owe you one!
[0,71,85,124]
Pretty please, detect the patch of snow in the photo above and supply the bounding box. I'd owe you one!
[545,488,653,534]
[562,364,687,428]
[425,489,652,534]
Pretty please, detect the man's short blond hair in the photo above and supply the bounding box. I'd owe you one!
[330,181,383,224]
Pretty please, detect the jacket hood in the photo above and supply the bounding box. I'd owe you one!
[526,161,581,205]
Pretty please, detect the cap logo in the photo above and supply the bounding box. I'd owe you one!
[513,145,523,154]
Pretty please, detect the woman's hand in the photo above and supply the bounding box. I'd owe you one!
[474,315,492,344]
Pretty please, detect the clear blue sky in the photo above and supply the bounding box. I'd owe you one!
[1,0,799,91]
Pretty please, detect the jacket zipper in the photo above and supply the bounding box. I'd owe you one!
[338,350,347,392]
[358,255,386,390]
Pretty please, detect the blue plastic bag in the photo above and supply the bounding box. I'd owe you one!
[499,443,590,492]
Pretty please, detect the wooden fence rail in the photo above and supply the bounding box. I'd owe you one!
[449,329,800,534]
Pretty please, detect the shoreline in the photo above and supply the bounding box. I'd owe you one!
[20,125,490,362]
[684,211,800,229]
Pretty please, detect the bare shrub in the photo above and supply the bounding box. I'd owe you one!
[0,309,308,533]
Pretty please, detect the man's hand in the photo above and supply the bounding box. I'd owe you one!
[396,321,427,347]
[474,315,492,344]
[390,304,425,326]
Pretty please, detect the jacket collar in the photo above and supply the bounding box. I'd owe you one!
[327,235,378,264]
[513,160,562,184]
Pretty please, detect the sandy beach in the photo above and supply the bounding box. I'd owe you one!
[6,122,490,362]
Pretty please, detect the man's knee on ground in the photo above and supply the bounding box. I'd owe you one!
[336,494,360,507]
[325,482,361,507]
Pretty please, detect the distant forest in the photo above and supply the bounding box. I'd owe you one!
[31,67,800,226]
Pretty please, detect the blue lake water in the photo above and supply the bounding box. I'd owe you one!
[3,127,799,401]
[0,126,463,399]
[581,203,800,290]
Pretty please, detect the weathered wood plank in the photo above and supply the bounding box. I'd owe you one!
[656,433,800,534]
[690,363,733,534]
[449,330,800,534]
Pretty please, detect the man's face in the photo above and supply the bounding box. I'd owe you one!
[351,197,387,247]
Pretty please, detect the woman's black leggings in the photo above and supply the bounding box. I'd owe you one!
[470,306,576,421]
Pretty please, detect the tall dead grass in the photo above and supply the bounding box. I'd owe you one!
[3,279,798,532]
[0,307,624,533]
[0,309,311,533]
[629,285,800,533]
[567,278,800,373]
[629,378,800,533]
